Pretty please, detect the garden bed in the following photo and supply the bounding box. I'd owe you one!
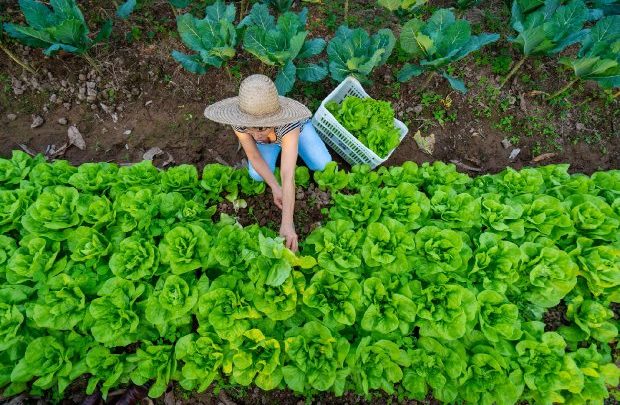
[0,0,618,404]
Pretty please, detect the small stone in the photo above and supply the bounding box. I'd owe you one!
[413,105,423,114]
[42,106,49,113]
[86,81,96,90]
[86,95,97,103]
[77,93,86,101]
[501,138,512,149]
[60,79,68,88]
[90,104,97,110]
[124,130,132,136]
[144,100,153,107]
[87,88,97,97]
[576,122,586,131]
[78,73,86,81]
[49,94,57,103]
[6,113,17,121]
[78,87,86,95]
[383,73,392,84]
[125,144,129,150]
[405,106,414,113]
[63,102,71,110]
[116,105,124,112]
[58,117,68,125]
[31,115,44,128]
[509,148,521,161]
[101,127,108,134]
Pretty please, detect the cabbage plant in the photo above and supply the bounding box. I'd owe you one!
[172,1,238,75]
[500,0,603,88]
[240,4,327,95]
[327,25,395,84]
[554,15,620,98]
[3,0,112,70]
[398,9,499,93]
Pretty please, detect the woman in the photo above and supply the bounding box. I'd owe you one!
[203,74,332,252]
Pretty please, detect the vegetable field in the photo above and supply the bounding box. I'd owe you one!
[0,152,618,404]
[0,0,619,404]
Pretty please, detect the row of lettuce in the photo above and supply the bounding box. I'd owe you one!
[0,150,619,403]
[2,0,619,96]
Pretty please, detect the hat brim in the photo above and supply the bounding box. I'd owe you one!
[204,96,312,127]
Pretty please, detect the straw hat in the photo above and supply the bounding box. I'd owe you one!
[203,74,312,127]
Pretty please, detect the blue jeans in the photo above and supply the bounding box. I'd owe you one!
[248,121,332,181]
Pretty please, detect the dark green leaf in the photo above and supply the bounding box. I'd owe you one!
[116,0,137,19]
[275,60,296,95]
[441,72,467,93]
[171,50,208,74]
[397,63,424,81]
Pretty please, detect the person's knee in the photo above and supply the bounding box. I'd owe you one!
[300,122,332,171]
[248,166,264,182]
[307,151,332,171]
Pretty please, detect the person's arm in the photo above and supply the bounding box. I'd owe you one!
[279,127,300,252]
[234,131,282,207]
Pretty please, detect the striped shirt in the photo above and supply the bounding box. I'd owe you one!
[231,118,308,145]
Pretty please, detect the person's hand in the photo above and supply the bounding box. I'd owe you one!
[271,186,283,210]
[280,222,298,252]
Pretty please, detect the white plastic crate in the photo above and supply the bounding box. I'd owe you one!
[312,76,409,169]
